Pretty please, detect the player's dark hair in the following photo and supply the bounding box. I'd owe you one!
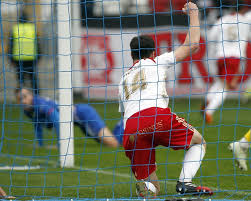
[130,35,155,60]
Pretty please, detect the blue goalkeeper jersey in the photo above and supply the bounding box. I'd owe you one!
[24,95,59,146]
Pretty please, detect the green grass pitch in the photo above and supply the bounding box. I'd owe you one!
[0,98,250,200]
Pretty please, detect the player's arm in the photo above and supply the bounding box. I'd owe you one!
[174,2,200,62]
[34,121,44,147]
[47,109,60,145]
[25,108,44,147]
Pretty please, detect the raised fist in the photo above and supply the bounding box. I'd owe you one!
[182,2,199,16]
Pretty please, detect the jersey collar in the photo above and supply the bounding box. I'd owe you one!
[130,57,155,70]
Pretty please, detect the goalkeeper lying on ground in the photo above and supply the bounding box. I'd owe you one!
[16,88,123,148]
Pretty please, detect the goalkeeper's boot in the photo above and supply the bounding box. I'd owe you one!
[228,142,248,171]
[176,181,213,196]
[136,182,156,198]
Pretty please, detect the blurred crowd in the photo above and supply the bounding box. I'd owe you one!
[78,0,251,28]
[0,0,250,100]
[81,0,250,18]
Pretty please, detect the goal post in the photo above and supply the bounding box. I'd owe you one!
[57,0,74,168]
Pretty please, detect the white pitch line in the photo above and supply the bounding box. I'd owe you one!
[0,165,40,170]
[1,154,57,166]
[1,154,250,197]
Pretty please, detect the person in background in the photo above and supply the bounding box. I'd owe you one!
[202,1,250,124]
[16,88,123,148]
[229,129,250,171]
[8,12,41,94]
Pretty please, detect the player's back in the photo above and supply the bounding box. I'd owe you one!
[211,13,249,58]
[119,52,175,123]
[33,96,58,118]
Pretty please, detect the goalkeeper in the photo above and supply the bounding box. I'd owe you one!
[16,88,123,148]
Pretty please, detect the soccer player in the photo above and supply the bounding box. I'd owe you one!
[202,2,250,124]
[16,88,123,148]
[118,2,213,197]
[228,9,251,171]
[229,129,250,171]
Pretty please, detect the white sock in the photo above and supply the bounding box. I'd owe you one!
[239,137,250,150]
[179,144,205,183]
[205,83,227,115]
[206,81,222,101]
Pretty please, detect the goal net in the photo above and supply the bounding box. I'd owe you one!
[0,0,250,200]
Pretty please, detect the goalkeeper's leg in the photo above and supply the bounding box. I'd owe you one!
[112,120,124,144]
[98,127,119,148]
[74,104,120,147]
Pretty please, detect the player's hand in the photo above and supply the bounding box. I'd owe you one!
[182,2,199,16]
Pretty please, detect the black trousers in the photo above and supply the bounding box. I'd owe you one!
[13,60,39,94]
